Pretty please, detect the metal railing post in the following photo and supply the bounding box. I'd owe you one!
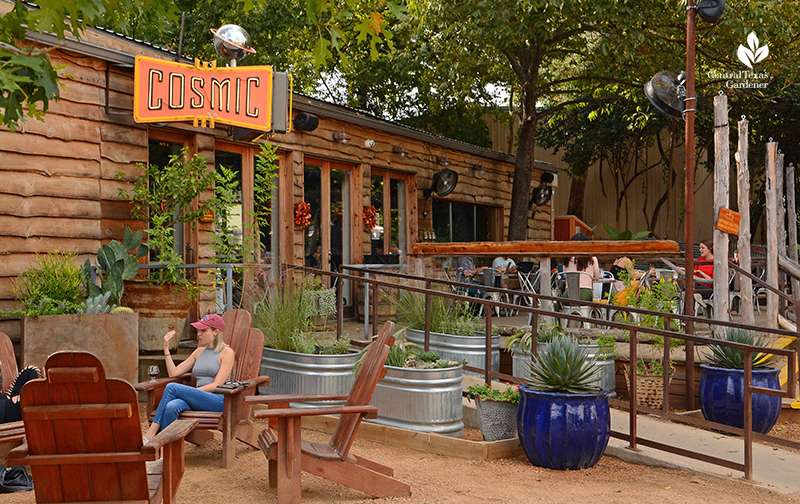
[226,264,233,311]
[744,349,753,480]
[629,328,638,450]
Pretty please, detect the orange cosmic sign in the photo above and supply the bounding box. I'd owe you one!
[716,207,741,236]
[134,55,273,130]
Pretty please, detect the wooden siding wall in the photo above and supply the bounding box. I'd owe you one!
[0,38,548,339]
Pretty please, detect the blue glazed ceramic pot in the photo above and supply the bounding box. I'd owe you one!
[699,365,781,434]
[517,384,610,470]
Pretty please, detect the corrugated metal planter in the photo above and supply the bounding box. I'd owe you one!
[475,398,519,441]
[699,365,781,434]
[259,347,360,405]
[406,329,499,377]
[367,365,464,437]
[517,385,611,470]
[512,343,615,397]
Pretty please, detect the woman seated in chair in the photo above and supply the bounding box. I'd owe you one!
[676,239,715,299]
[1,365,43,424]
[143,314,234,443]
[561,233,600,301]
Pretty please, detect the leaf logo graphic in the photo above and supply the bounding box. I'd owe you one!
[737,32,768,69]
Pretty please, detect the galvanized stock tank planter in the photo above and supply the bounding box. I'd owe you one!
[258,346,360,403]
[367,364,464,437]
[406,329,499,377]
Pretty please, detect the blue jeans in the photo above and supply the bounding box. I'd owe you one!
[152,383,223,430]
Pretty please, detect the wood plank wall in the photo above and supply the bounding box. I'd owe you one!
[0,39,550,338]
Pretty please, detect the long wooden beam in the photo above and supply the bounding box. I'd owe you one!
[411,240,681,258]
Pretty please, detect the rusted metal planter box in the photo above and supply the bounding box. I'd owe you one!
[21,313,139,384]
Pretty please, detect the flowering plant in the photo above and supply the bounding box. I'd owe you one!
[465,383,520,404]
[294,199,311,227]
[10,251,86,317]
[363,205,379,229]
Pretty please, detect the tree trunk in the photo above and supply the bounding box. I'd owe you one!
[566,172,586,219]
[508,114,537,241]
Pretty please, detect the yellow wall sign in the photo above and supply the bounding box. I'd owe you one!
[133,55,273,130]
[716,207,741,235]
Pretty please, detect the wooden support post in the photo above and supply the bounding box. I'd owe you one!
[766,142,779,328]
[788,162,800,304]
[777,152,786,316]
[538,257,552,323]
[712,94,729,330]
[736,117,755,325]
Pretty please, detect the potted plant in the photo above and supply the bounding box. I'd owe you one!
[465,382,520,441]
[624,358,675,409]
[518,335,610,470]
[397,290,499,377]
[300,274,337,328]
[699,328,781,434]
[116,147,225,350]
[12,251,139,384]
[367,340,465,437]
[253,279,359,400]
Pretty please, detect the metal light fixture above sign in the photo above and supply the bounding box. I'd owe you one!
[436,156,450,166]
[210,24,256,66]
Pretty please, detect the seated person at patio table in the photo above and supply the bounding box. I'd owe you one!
[492,256,520,290]
[609,257,655,291]
[676,239,714,299]
[561,233,600,301]
[456,256,487,297]
[143,314,234,444]
[0,365,43,424]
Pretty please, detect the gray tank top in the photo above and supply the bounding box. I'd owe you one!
[193,347,223,388]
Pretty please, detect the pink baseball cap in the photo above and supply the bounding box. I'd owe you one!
[190,313,225,331]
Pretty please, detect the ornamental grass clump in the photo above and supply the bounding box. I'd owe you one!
[706,328,775,370]
[527,335,601,394]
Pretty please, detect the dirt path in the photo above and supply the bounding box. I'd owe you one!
[5,417,799,504]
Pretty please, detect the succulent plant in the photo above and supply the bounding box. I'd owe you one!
[83,292,112,314]
[81,226,148,308]
[706,328,775,370]
[527,335,602,394]
[111,306,134,314]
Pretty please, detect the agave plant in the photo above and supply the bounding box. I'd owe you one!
[706,328,775,370]
[527,335,602,394]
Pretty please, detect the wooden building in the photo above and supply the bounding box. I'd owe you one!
[0,23,557,338]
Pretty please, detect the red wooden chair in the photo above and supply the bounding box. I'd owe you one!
[136,309,269,467]
[246,320,410,503]
[7,351,196,504]
[0,331,24,462]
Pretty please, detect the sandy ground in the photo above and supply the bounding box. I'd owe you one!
[5,412,800,504]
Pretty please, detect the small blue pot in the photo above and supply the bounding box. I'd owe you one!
[517,384,610,470]
[699,365,781,434]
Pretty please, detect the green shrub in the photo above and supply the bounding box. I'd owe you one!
[11,251,86,316]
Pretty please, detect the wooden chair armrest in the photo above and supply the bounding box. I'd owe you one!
[245,393,350,405]
[135,373,192,392]
[213,376,270,395]
[0,420,25,445]
[254,405,378,419]
[6,441,29,464]
[143,419,199,454]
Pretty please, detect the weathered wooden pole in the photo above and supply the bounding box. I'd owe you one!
[736,117,754,325]
[777,152,786,316]
[787,162,799,303]
[713,94,729,329]
[766,142,779,328]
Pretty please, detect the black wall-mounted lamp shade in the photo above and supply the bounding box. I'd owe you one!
[529,185,553,209]
[293,112,319,132]
[644,71,686,120]
[423,169,458,199]
[697,0,725,24]
[540,172,555,184]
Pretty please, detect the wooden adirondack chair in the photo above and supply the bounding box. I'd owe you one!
[0,331,25,462]
[245,320,410,503]
[136,309,269,467]
[7,351,196,504]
